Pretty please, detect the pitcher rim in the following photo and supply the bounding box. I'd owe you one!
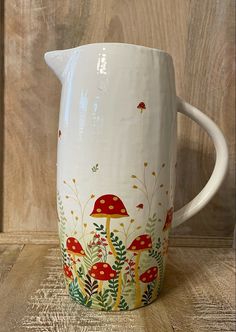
[46,42,173,60]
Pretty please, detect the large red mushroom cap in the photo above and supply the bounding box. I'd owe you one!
[163,207,174,231]
[127,234,152,252]
[89,262,117,281]
[66,237,86,256]
[139,266,158,283]
[63,264,73,280]
[90,194,129,219]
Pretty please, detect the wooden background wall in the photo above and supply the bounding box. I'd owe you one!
[2,0,235,239]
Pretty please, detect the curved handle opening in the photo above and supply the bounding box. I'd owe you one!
[173,97,228,228]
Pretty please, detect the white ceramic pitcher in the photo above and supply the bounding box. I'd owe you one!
[45,43,228,311]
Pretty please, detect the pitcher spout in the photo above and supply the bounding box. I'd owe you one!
[44,48,75,82]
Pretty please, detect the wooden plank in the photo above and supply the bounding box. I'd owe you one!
[0,244,23,283]
[173,0,236,238]
[0,0,4,231]
[0,245,235,331]
[0,232,233,247]
[3,0,235,236]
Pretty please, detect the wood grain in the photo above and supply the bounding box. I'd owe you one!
[0,0,4,231]
[0,232,233,248]
[2,0,235,236]
[0,245,235,331]
[0,244,23,283]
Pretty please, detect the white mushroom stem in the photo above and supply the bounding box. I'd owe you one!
[134,252,142,308]
[106,217,117,257]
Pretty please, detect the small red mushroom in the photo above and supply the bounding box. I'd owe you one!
[58,129,62,138]
[127,234,152,308]
[136,203,144,210]
[137,102,146,113]
[89,262,117,293]
[63,264,73,280]
[139,266,158,283]
[66,237,86,294]
[163,207,174,231]
[66,237,86,257]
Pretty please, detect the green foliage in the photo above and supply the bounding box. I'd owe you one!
[68,278,92,307]
[145,213,157,241]
[57,192,67,240]
[83,244,100,271]
[110,232,126,269]
[108,232,126,302]
[84,274,98,298]
[77,265,85,278]
[93,223,106,236]
[92,163,99,172]
[118,296,129,310]
[61,242,69,266]
[95,289,113,311]
[142,283,155,305]
[122,274,134,297]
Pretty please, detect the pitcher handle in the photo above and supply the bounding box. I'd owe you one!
[172,97,228,228]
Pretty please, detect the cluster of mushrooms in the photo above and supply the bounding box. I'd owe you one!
[63,194,173,308]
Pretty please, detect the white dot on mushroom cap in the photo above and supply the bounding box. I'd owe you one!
[131,246,136,250]
[93,266,97,270]
[103,264,108,268]
[154,273,157,278]
[141,241,145,245]
[153,267,157,271]
[91,273,96,277]
[96,208,102,212]
[113,196,118,201]
[100,271,105,275]
[146,235,150,239]
[68,239,71,243]
[136,237,140,241]
[74,239,78,243]
[109,205,114,210]
[72,246,76,250]
[147,269,151,274]
[121,209,126,213]
[110,273,115,277]
[148,243,151,247]
[143,277,146,281]
[150,274,153,279]
[100,199,105,204]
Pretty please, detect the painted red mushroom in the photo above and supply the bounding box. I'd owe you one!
[90,194,129,257]
[139,266,158,284]
[163,207,174,231]
[137,102,146,113]
[63,264,73,281]
[136,203,144,210]
[89,262,117,293]
[66,237,86,294]
[127,234,152,307]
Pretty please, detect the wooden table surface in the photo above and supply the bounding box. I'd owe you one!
[0,244,235,332]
